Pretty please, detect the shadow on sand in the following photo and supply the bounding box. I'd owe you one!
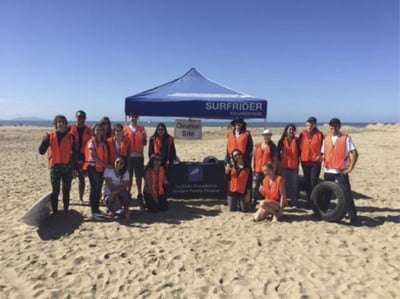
[83,198,223,227]
[37,210,84,240]
[280,203,400,227]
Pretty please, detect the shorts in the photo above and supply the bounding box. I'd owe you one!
[127,156,144,178]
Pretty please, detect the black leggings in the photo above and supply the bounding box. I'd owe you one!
[143,192,168,212]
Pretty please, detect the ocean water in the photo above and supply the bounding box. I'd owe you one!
[0,119,381,128]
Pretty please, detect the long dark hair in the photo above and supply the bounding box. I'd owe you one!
[280,123,297,141]
[151,122,169,138]
[231,148,248,168]
[114,156,128,176]
[144,154,162,173]
[100,116,113,138]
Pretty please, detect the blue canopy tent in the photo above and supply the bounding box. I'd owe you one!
[125,68,267,120]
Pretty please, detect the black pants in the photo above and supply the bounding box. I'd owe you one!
[143,192,168,212]
[252,172,264,204]
[301,163,321,202]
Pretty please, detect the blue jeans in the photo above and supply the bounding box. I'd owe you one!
[227,193,250,212]
[87,166,104,213]
[324,173,357,219]
[282,168,298,205]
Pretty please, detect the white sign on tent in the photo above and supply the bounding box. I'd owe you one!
[174,119,202,140]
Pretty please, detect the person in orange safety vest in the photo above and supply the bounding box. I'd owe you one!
[83,123,111,216]
[298,116,324,208]
[251,128,278,207]
[277,123,300,207]
[39,114,78,214]
[320,118,359,224]
[253,162,287,222]
[225,117,253,166]
[69,110,91,202]
[225,149,252,212]
[143,154,169,212]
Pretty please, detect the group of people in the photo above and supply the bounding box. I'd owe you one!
[224,116,359,224]
[38,111,359,224]
[39,111,177,219]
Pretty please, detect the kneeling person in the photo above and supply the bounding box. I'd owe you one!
[253,163,288,222]
[143,154,169,212]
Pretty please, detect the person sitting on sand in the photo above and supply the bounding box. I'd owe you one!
[225,149,252,212]
[253,162,288,222]
[143,154,169,212]
[38,114,78,214]
[103,156,131,220]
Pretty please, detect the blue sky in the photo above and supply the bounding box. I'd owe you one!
[0,0,399,123]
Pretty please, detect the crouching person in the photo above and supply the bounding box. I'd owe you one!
[104,157,131,219]
[253,163,288,222]
[143,154,169,212]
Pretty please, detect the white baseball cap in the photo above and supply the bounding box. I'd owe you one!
[262,129,272,135]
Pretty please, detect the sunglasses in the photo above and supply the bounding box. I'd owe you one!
[115,160,124,165]
[233,153,242,158]
[154,157,162,161]
[114,129,122,133]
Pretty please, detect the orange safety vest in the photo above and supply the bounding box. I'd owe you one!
[152,135,173,156]
[69,124,92,155]
[262,175,288,206]
[227,130,250,155]
[147,166,166,196]
[281,137,299,169]
[300,129,323,163]
[124,125,146,153]
[83,138,109,172]
[47,131,74,168]
[324,134,348,170]
[107,136,129,164]
[253,143,273,172]
[229,167,250,194]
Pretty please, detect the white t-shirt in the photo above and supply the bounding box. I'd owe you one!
[321,133,356,174]
[103,168,130,196]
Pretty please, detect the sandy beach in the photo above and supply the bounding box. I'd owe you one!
[0,123,399,298]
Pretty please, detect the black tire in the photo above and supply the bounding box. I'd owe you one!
[311,181,350,222]
[202,156,218,163]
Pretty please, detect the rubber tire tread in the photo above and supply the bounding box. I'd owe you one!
[311,181,349,222]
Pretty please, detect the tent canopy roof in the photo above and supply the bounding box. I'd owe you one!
[125,68,267,119]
